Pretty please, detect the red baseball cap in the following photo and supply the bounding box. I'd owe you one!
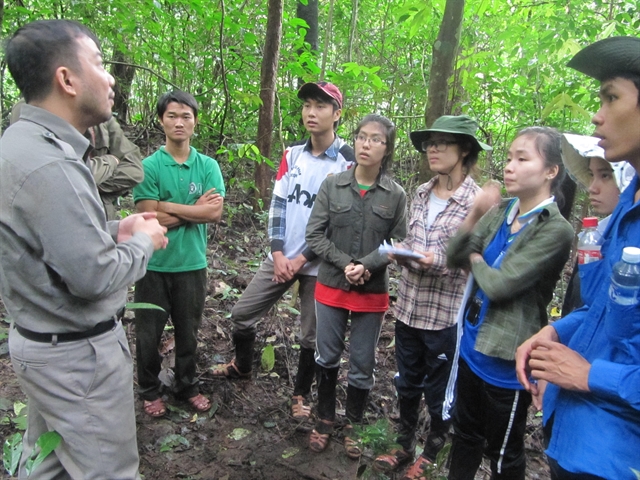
[297,81,343,108]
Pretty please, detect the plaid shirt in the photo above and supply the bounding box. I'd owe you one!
[394,175,480,331]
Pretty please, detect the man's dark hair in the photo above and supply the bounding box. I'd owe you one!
[157,90,199,119]
[602,72,640,106]
[5,20,99,103]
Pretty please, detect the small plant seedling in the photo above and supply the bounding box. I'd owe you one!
[352,419,401,457]
[158,434,189,452]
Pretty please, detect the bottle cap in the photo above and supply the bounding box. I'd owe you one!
[582,217,598,228]
[621,246,640,264]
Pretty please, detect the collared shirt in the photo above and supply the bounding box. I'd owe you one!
[544,175,640,479]
[267,136,354,276]
[133,146,225,272]
[394,176,480,331]
[0,105,154,333]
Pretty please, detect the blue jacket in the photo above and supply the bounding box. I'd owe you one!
[544,176,640,479]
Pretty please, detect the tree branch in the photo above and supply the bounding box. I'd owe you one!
[104,60,181,91]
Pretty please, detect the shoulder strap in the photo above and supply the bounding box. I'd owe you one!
[339,143,355,163]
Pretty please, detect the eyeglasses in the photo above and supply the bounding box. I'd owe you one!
[421,140,457,152]
[355,134,387,146]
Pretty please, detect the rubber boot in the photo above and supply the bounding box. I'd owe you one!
[316,366,339,423]
[233,328,256,374]
[343,384,369,460]
[345,384,370,424]
[396,395,421,455]
[292,347,317,397]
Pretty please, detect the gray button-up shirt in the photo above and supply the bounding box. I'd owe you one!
[0,105,154,333]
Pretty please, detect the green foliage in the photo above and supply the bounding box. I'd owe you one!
[3,432,22,477]
[261,344,275,372]
[125,302,166,311]
[417,443,451,480]
[11,401,28,431]
[158,434,190,452]
[3,430,62,478]
[2,0,638,210]
[25,431,62,477]
[165,404,191,420]
[352,418,400,457]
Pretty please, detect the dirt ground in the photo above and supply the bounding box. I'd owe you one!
[0,205,553,480]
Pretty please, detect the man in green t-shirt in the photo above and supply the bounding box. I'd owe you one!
[133,90,225,417]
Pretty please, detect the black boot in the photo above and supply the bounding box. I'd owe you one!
[292,347,317,396]
[309,366,338,454]
[316,366,339,422]
[343,384,370,460]
[396,395,421,455]
[232,328,255,373]
[345,384,370,424]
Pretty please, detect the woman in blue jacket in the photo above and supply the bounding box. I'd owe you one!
[446,127,573,480]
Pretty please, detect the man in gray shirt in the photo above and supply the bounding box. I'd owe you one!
[0,19,167,479]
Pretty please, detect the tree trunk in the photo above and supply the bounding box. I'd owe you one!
[347,0,358,63]
[320,0,335,80]
[255,0,284,209]
[297,0,318,51]
[111,49,136,124]
[420,0,465,184]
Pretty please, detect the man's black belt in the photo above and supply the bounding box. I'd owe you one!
[15,319,116,343]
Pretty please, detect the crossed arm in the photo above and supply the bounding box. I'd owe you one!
[136,188,223,228]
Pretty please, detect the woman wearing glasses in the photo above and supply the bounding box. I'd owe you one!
[374,115,490,478]
[305,114,407,457]
[445,127,573,480]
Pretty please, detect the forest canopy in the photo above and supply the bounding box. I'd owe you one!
[1,0,638,197]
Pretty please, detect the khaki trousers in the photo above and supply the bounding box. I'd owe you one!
[9,322,140,480]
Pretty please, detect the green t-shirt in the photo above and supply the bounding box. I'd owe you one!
[133,146,225,272]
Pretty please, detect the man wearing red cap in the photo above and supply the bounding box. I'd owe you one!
[213,81,354,421]
[516,37,640,479]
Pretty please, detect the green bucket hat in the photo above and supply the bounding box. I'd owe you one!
[409,115,492,153]
[567,36,640,81]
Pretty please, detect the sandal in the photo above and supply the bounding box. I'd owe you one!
[211,359,251,379]
[187,393,211,412]
[143,398,166,418]
[343,425,362,460]
[401,455,433,480]
[373,448,414,472]
[291,395,311,420]
[309,419,333,453]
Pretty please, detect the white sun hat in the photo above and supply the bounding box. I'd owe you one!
[561,133,634,193]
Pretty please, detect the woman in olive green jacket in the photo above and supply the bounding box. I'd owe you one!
[305,114,407,458]
[445,127,573,480]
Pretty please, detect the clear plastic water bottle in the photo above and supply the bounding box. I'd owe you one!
[609,246,640,306]
[577,217,603,264]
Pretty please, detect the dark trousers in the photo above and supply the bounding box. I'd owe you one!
[394,321,457,459]
[448,358,531,480]
[134,268,207,401]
